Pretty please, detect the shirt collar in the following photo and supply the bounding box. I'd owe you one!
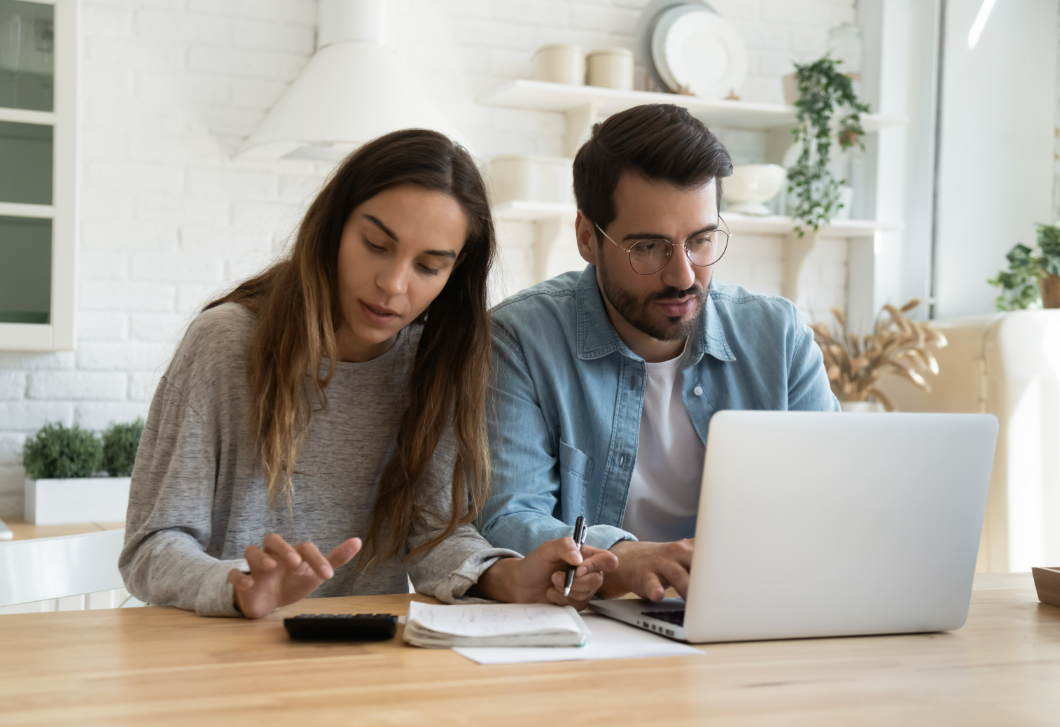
[574,265,736,363]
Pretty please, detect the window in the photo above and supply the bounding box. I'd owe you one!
[0,0,77,350]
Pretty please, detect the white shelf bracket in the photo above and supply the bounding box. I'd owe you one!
[782,230,819,304]
[563,102,599,158]
[533,216,566,282]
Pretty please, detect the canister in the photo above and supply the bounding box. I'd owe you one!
[532,44,585,85]
[586,47,634,90]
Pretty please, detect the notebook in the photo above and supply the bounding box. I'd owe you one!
[402,602,591,648]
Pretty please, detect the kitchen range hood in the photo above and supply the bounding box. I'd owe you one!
[239,0,456,162]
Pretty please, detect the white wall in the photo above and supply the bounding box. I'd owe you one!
[0,0,856,518]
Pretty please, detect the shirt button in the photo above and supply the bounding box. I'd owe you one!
[618,454,626,466]
[694,386,704,396]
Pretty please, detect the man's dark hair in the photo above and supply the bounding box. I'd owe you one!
[572,104,733,233]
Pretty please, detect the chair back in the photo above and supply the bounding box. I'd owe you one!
[0,529,126,608]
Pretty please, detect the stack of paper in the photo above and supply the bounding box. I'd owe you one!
[402,602,591,648]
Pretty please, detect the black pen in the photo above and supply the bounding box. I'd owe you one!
[563,516,587,597]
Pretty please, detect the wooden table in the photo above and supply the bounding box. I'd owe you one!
[2,518,124,541]
[1,573,1057,726]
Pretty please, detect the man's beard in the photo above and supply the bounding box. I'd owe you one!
[596,257,707,342]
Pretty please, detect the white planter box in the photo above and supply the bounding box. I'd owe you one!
[24,477,132,525]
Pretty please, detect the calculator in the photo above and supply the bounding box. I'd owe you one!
[283,613,398,641]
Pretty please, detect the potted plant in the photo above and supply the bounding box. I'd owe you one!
[22,419,143,525]
[786,55,871,236]
[987,222,1060,310]
[810,300,948,411]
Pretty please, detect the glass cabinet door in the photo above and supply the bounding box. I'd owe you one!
[0,0,65,340]
[0,0,54,112]
[0,215,50,324]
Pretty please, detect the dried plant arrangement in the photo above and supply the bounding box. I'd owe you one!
[810,300,948,411]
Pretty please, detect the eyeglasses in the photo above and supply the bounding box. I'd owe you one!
[595,219,731,275]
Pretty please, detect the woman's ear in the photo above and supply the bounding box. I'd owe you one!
[454,249,468,268]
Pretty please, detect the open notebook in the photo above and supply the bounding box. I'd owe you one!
[402,602,591,648]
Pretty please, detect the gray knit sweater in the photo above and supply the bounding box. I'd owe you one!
[119,303,518,617]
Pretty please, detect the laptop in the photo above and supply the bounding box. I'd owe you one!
[590,410,998,643]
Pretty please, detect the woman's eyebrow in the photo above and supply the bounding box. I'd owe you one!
[364,213,457,259]
[364,214,399,241]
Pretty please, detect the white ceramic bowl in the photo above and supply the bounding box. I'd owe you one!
[724,164,787,216]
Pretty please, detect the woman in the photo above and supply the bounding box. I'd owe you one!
[119,130,615,618]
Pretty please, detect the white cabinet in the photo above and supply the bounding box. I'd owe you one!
[0,0,78,351]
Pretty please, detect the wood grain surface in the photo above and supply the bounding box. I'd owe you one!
[0,573,1057,726]
[3,518,125,541]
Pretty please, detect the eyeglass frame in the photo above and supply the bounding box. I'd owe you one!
[593,218,732,275]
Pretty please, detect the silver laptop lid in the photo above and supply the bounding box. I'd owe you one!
[683,411,997,643]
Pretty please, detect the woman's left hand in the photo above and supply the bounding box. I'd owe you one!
[473,537,619,610]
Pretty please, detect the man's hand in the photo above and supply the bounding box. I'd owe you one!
[597,539,694,602]
[472,537,619,610]
[227,533,362,619]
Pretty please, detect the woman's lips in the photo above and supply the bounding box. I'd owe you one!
[655,297,696,318]
[359,300,399,325]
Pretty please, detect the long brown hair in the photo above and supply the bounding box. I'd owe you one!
[207,129,496,567]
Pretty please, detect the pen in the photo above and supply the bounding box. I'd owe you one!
[563,515,587,597]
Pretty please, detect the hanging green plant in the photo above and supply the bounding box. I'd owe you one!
[787,55,871,237]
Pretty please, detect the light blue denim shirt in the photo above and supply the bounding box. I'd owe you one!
[477,265,840,555]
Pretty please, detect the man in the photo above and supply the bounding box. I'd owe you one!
[478,104,839,604]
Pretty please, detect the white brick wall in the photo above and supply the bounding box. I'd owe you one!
[0,0,855,517]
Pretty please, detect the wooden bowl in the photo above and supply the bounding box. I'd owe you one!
[1032,567,1060,608]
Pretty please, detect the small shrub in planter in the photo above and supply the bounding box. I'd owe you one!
[21,423,103,480]
[102,418,144,477]
[21,421,136,525]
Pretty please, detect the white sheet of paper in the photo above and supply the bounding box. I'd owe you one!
[406,602,584,638]
[453,613,704,665]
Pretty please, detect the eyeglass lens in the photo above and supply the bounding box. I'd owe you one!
[628,230,728,275]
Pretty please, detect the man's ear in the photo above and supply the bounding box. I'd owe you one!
[575,211,598,266]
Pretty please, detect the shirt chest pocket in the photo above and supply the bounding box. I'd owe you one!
[559,440,594,481]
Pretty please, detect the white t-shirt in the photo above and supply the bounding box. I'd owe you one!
[621,342,706,543]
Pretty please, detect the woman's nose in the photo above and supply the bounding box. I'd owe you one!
[376,262,409,296]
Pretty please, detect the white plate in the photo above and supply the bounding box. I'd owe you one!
[633,0,716,91]
[651,5,747,99]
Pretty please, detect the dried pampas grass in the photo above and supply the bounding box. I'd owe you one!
[810,300,948,411]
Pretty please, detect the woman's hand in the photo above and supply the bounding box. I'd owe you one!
[228,533,362,619]
[472,537,619,610]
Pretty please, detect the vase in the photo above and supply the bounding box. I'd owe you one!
[1041,274,1060,309]
[839,400,886,413]
[24,477,131,524]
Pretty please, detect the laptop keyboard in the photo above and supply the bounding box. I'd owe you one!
[642,609,685,626]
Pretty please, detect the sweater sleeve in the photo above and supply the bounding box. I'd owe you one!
[404,427,521,603]
[119,375,246,617]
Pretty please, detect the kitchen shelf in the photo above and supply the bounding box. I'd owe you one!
[480,80,908,156]
[0,108,56,126]
[492,200,899,302]
[493,201,897,236]
[0,202,56,219]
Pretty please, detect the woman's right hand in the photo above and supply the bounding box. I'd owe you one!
[228,533,362,619]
